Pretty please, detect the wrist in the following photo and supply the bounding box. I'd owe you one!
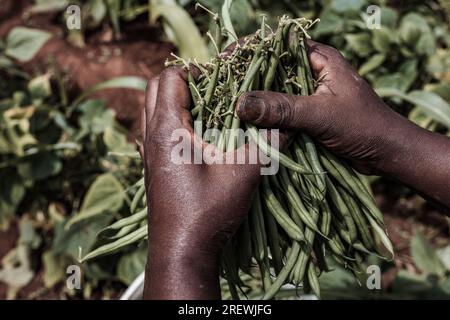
[369,110,424,176]
[143,233,221,299]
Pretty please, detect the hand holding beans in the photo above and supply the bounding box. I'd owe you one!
[238,40,450,209]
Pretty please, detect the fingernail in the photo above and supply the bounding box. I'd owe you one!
[237,94,264,121]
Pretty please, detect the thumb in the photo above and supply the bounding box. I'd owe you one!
[236,91,327,131]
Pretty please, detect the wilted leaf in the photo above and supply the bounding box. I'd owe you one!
[410,231,446,276]
[5,27,52,62]
[18,216,41,249]
[0,246,34,299]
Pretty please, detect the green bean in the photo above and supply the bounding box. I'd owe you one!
[250,191,267,262]
[96,16,393,300]
[248,125,315,175]
[307,262,321,298]
[102,223,139,240]
[81,225,147,262]
[263,241,301,300]
[320,201,332,237]
[319,147,384,224]
[264,201,284,274]
[130,184,146,214]
[340,187,375,250]
[300,133,326,197]
[99,208,146,235]
[279,166,326,238]
[263,25,284,90]
[261,176,306,242]
[325,176,358,243]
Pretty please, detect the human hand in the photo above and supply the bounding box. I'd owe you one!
[237,40,450,209]
[141,66,263,299]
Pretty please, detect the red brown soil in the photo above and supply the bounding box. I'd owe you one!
[0,0,174,138]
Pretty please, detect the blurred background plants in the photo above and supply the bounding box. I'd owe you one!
[0,0,449,299]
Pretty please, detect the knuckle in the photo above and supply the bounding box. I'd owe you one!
[275,94,297,127]
[161,65,184,82]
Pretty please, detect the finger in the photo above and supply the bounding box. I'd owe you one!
[150,66,201,135]
[236,90,328,133]
[306,40,344,77]
[222,36,251,59]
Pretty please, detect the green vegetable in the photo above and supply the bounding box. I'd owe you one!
[84,13,392,300]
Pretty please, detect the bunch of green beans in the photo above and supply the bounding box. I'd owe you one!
[83,15,393,300]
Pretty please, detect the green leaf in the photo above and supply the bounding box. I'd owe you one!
[330,0,366,13]
[367,215,394,260]
[53,214,113,261]
[28,74,52,99]
[345,33,373,57]
[358,53,385,76]
[377,88,450,128]
[74,76,147,105]
[76,100,115,138]
[30,0,69,13]
[371,28,392,53]
[410,231,447,276]
[17,152,62,181]
[103,127,134,153]
[436,245,450,271]
[0,172,25,229]
[379,7,398,28]
[150,1,209,62]
[65,173,125,229]
[313,9,344,37]
[5,27,52,62]
[81,225,147,262]
[42,250,65,288]
[399,13,436,56]
[117,246,147,285]
[425,82,450,102]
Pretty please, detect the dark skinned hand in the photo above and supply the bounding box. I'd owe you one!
[238,40,450,208]
[142,40,450,300]
[141,66,263,299]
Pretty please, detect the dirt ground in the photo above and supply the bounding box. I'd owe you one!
[0,0,174,138]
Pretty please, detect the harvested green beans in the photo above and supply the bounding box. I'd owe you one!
[84,14,393,300]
